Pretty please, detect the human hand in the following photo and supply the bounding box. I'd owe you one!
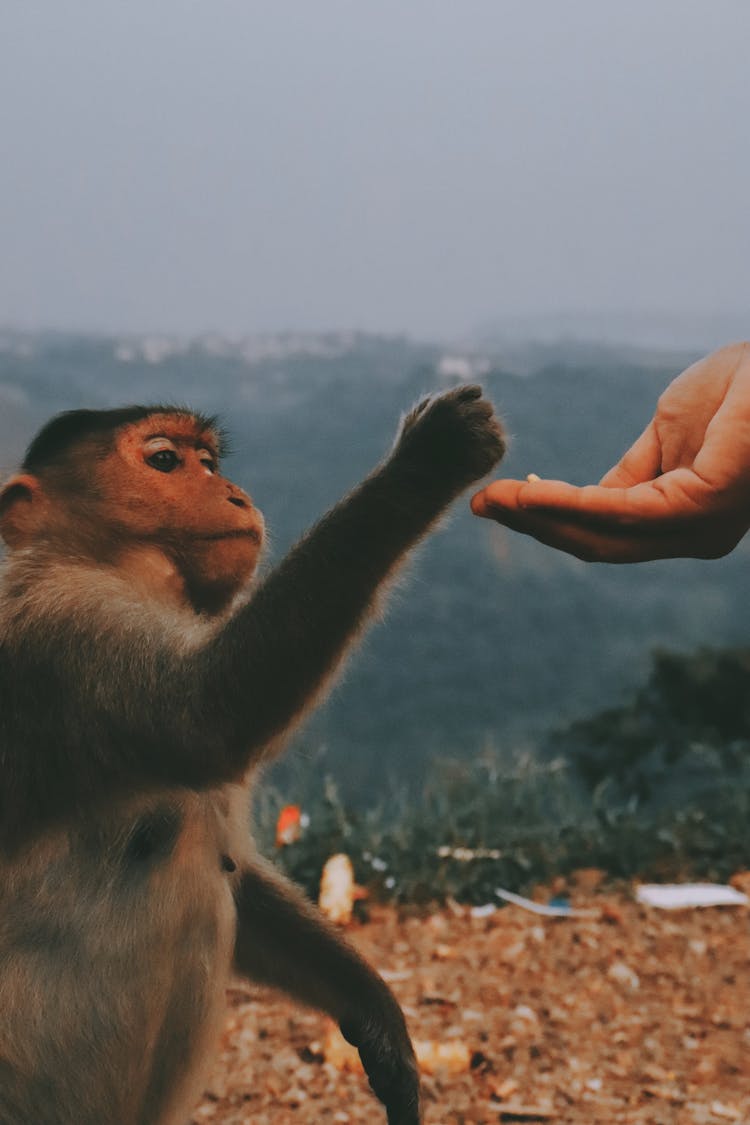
[471,342,750,562]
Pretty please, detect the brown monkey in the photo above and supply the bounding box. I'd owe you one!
[0,387,504,1125]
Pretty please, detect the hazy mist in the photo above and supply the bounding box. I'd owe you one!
[2,1,748,345]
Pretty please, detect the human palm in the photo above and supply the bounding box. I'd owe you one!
[471,342,750,562]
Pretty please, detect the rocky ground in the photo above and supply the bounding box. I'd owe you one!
[192,881,750,1124]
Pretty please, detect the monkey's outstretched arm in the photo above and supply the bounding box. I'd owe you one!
[201,385,504,760]
[0,387,503,827]
[233,859,421,1125]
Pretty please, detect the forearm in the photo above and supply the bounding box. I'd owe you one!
[233,859,395,1022]
[234,860,421,1124]
[204,457,452,752]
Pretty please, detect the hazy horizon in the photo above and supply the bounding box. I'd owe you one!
[2,2,748,347]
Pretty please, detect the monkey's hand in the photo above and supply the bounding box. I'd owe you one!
[341,991,422,1125]
[391,383,505,498]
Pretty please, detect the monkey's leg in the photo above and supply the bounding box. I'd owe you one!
[233,859,421,1125]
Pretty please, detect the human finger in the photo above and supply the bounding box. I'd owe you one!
[479,506,726,563]
[470,477,599,517]
[478,470,712,525]
[470,478,527,516]
[599,420,661,488]
[472,477,644,521]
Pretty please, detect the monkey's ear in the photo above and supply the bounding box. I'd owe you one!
[0,474,49,548]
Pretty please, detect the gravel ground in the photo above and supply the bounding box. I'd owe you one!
[192,883,750,1124]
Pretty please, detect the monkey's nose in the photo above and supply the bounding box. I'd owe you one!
[226,480,254,506]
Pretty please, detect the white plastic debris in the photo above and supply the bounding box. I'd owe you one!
[469,903,497,919]
[318,854,356,924]
[607,960,640,990]
[635,883,749,910]
[437,845,503,861]
[495,887,598,918]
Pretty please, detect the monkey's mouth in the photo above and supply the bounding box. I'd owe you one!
[196,529,263,546]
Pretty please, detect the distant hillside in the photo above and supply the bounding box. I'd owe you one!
[2,331,748,796]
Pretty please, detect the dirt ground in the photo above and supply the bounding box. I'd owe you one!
[192,883,750,1125]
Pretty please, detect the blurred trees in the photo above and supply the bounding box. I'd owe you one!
[555,647,750,805]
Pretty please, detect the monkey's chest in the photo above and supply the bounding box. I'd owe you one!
[0,804,241,1125]
[116,804,241,1123]
[133,872,237,1125]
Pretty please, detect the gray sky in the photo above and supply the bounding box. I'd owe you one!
[1,1,748,343]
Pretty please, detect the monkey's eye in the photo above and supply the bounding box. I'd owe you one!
[146,449,180,473]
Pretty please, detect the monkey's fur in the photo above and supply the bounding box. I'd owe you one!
[0,387,505,1125]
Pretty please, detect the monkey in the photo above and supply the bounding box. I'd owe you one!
[0,385,505,1125]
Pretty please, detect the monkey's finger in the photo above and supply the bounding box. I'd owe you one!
[384,1088,422,1125]
[369,1075,420,1125]
[347,1021,421,1125]
[386,1105,421,1125]
[408,383,484,424]
[467,397,495,416]
[452,383,483,401]
[428,384,483,409]
[366,1059,420,1123]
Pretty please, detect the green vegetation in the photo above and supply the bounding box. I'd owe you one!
[258,647,750,905]
[556,646,750,803]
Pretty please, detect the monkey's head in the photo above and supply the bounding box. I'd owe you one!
[0,406,264,614]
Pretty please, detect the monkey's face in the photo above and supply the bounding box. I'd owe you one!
[0,410,265,615]
[102,414,265,612]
